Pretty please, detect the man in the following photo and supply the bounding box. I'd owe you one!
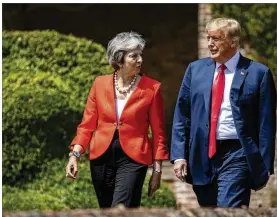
[171,18,276,208]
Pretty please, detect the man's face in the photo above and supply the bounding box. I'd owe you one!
[207,28,236,63]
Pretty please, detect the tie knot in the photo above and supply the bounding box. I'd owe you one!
[219,64,227,72]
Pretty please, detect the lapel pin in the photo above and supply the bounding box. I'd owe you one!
[240,71,245,75]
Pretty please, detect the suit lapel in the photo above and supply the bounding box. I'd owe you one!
[203,55,251,115]
[204,58,216,117]
[230,54,250,100]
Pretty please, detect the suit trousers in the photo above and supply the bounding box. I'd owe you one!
[90,130,148,208]
[192,140,251,208]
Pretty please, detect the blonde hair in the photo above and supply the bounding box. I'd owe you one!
[206,18,241,47]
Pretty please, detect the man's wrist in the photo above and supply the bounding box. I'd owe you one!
[174,159,186,164]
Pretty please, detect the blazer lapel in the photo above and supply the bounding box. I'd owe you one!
[230,54,250,101]
[204,58,216,117]
[105,73,117,121]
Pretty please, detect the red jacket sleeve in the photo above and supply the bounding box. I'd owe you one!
[70,77,98,153]
[149,83,169,160]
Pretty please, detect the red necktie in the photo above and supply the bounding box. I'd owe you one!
[208,64,226,158]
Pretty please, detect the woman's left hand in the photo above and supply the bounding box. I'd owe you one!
[148,171,162,197]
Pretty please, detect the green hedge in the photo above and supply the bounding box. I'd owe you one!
[2,30,111,185]
[3,159,176,210]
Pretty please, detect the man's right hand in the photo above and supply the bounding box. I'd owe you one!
[174,159,187,182]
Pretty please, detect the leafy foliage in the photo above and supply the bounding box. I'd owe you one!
[141,175,176,208]
[2,159,176,210]
[210,4,277,82]
[2,30,112,185]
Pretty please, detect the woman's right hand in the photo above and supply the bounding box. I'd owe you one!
[65,156,78,179]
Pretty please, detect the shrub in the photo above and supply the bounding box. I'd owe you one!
[2,30,112,185]
[2,159,176,211]
[141,175,176,208]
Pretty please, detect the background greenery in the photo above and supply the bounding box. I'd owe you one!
[2,30,176,210]
[2,30,111,185]
[210,3,277,83]
[3,159,176,211]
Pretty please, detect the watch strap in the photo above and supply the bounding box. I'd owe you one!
[153,167,162,173]
[69,151,81,159]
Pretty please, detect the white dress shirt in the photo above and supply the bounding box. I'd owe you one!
[215,50,240,140]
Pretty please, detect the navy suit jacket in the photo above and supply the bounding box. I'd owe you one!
[171,54,276,190]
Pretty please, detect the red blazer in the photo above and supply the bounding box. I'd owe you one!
[71,73,169,165]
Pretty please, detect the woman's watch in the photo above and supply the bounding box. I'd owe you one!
[69,151,81,160]
[153,167,162,173]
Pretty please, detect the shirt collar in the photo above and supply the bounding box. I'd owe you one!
[216,50,240,72]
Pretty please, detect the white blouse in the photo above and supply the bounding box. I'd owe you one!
[115,98,128,121]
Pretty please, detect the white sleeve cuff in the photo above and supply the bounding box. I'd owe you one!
[174,159,185,164]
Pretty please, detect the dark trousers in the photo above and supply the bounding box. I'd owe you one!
[193,140,251,208]
[90,130,148,208]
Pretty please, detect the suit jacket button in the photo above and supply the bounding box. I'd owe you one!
[119,121,123,126]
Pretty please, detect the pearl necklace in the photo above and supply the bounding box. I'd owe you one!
[114,71,137,95]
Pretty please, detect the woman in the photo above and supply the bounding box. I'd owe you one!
[66,32,169,208]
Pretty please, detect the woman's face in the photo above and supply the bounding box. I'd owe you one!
[120,48,143,76]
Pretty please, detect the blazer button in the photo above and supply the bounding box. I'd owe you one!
[119,121,123,126]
